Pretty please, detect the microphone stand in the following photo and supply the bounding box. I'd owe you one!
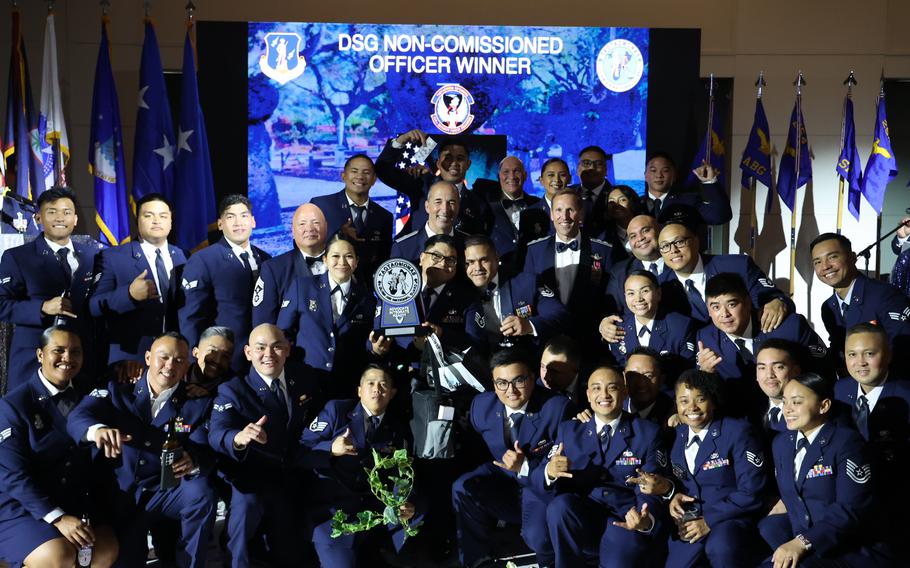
[857,218,909,277]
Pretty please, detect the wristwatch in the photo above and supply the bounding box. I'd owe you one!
[796,533,813,551]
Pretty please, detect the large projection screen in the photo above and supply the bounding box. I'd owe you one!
[245,22,650,255]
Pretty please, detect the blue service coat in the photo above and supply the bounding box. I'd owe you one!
[89,241,188,364]
[275,272,376,398]
[66,377,214,499]
[645,181,733,226]
[605,256,671,316]
[0,235,99,388]
[770,420,874,557]
[464,272,568,350]
[821,274,910,374]
[608,311,697,369]
[388,228,467,265]
[658,253,792,324]
[251,247,316,327]
[310,188,393,281]
[375,140,492,236]
[0,375,97,524]
[487,192,544,274]
[179,237,271,369]
[667,417,767,528]
[208,367,321,491]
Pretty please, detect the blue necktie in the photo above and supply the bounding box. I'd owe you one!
[271,380,288,422]
[53,387,79,417]
[854,395,870,435]
[648,262,659,276]
[599,424,612,457]
[155,248,170,303]
[638,326,650,338]
[556,240,579,253]
[56,248,72,286]
[351,205,366,236]
[509,412,524,446]
[366,415,381,442]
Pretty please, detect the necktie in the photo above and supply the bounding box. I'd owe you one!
[270,380,289,422]
[422,288,436,313]
[765,406,781,431]
[599,424,612,457]
[304,255,319,267]
[854,395,870,434]
[687,435,701,449]
[734,338,755,364]
[53,387,79,417]
[648,262,659,276]
[482,282,496,302]
[794,437,809,480]
[56,248,72,286]
[508,412,524,446]
[638,326,650,338]
[685,279,701,301]
[366,415,381,443]
[332,285,347,321]
[351,205,366,235]
[840,301,849,319]
[652,198,662,218]
[155,248,170,302]
[556,240,579,253]
[796,437,809,453]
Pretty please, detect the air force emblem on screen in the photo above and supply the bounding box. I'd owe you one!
[596,39,644,93]
[431,84,475,134]
[260,32,307,85]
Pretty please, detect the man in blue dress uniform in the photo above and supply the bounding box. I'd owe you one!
[66,332,217,568]
[642,153,731,226]
[390,181,468,264]
[451,349,574,568]
[180,194,271,371]
[0,187,100,390]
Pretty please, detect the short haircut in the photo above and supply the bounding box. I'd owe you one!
[423,233,458,253]
[625,269,659,289]
[539,157,569,178]
[791,372,835,401]
[809,232,852,255]
[325,233,360,256]
[846,322,888,345]
[152,331,190,349]
[755,338,807,369]
[136,192,172,215]
[438,136,469,156]
[490,348,534,373]
[344,153,374,169]
[551,188,582,208]
[542,334,580,363]
[199,326,235,346]
[705,272,750,300]
[360,363,393,384]
[37,186,78,210]
[588,364,624,382]
[609,185,643,214]
[218,194,253,218]
[676,369,725,408]
[463,234,497,253]
[627,345,661,362]
[578,145,610,161]
[39,325,81,349]
[646,151,677,170]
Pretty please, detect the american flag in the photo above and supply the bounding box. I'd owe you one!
[391,138,436,237]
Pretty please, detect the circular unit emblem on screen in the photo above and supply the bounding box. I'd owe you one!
[374,259,423,305]
[431,84,475,135]
[596,39,644,93]
[259,32,307,85]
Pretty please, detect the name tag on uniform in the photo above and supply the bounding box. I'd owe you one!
[806,464,833,479]
[515,305,533,318]
[616,450,641,466]
[531,438,552,454]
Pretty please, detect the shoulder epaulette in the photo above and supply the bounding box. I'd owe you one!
[395,230,419,243]
[590,238,612,247]
[527,235,551,246]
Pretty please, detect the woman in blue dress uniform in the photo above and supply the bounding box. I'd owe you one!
[760,373,889,567]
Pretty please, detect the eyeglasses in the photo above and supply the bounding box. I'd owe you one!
[579,160,606,168]
[493,376,530,391]
[658,237,691,254]
[423,251,458,267]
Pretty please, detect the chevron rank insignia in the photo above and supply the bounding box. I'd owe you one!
[0,427,11,443]
[846,459,871,484]
[213,403,233,412]
[89,389,109,398]
[656,449,667,467]
[309,419,328,432]
[182,279,198,290]
[0,277,9,285]
[746,450,764,468]
[538,286,555,298]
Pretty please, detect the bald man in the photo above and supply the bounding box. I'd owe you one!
[252,203,328,327]
[390,181,468,263]
[209,323,322,567]
[489,156,546,276]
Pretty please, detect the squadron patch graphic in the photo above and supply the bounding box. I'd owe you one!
[596,39,644,93]
[259,32,307,85]
[431,84,475,134]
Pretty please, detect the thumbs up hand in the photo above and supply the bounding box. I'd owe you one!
[129,269,160,302]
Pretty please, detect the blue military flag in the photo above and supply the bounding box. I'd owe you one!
[687,102,725,187]
[861,95,897,215]
[88,17,130,246]
[836,96,862,221]
[776,100,811,212]
[173,25,216,252]
[740,98,773,190]
[133,20,176,206]
[3,8,43,234]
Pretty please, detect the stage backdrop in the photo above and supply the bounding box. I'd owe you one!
[246,22,649,255]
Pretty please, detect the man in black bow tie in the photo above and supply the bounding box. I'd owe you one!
[489,156,545,276]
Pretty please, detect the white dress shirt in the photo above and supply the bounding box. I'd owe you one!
[259,370,291,416]
[44,237,78,274]
[634,316,654,348]
[686,423,711,474]
[228,241,259,272]
[675,255,706,299]
[329,276,352,323]
[139,241,174,296]
[794,423,824,480]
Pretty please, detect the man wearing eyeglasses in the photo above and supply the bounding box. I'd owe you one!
[452,349,574,568]
[653,216,791,330]
[643,152,732,226]
[524,189,614,359]
[604,214,666,315]
[390,181,468,264]
[568,146,612,239]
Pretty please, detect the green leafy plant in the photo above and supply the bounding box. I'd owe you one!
[330,448,421,540]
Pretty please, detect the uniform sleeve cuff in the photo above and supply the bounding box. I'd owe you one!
[43,508,65,524]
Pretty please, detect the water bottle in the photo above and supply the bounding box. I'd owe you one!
[77,514,93,567]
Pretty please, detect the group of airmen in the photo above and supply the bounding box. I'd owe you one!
[0,128,908,568]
